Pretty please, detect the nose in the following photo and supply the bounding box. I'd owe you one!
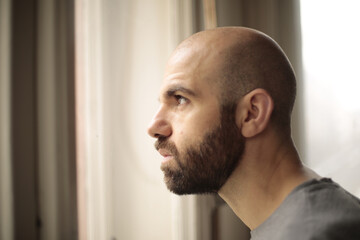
[147,107,172,138]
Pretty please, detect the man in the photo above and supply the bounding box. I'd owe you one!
[147,27,360,239]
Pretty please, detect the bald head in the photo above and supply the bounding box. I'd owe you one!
[173,27,296,130]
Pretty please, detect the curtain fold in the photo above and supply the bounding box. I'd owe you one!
[0,0,14,239]
[1,0,77,239]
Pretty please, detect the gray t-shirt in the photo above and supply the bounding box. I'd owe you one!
[251,178,360,240]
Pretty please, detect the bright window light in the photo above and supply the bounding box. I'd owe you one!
[301,0,360,196]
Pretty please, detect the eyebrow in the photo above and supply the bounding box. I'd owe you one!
[165,85,196,98]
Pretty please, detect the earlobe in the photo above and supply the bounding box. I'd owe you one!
[236,89,274,138]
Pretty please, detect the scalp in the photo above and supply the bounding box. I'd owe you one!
[221,28,296,128]
[175,27,297,130]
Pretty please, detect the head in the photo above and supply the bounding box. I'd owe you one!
[147,27,296,195]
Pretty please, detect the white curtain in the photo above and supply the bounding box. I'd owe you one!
[75,0,198,239]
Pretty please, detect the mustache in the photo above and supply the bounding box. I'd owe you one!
[154,137,178,155]
[155,137,183,169]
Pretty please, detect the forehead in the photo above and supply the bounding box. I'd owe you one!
[160,45,222,99]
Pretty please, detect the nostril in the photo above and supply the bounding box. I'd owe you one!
[147,117,172,139]
[154,133,169,139]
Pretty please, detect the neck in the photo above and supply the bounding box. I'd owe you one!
[218,132,320,230]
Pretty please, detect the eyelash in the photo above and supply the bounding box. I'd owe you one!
[174,95,188,105]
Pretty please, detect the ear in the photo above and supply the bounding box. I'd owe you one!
[235,89,274,138]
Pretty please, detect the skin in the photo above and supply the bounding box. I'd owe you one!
[147,27,320,230]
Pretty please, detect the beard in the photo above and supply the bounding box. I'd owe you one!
[155,104,245,195]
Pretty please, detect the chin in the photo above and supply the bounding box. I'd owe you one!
[164,175,222,195]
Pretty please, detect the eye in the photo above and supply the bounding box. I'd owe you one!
[174,95,188,105]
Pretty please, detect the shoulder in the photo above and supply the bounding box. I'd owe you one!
[251,178,360,240]
[300,178,360,217]
[299,178,360,239]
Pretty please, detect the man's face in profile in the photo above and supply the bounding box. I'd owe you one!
[155,104,244,194]
[148,45,245,194]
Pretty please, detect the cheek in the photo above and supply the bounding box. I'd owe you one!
[173,126,197,150]
[172,106,220,143]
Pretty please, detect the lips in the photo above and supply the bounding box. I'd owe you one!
[158,148,171,157]
[158,148,173,163]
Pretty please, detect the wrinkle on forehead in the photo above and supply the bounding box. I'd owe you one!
[165,43,223,88]
[166,45,208,74]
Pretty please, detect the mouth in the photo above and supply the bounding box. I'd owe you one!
[158,148,174,164]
